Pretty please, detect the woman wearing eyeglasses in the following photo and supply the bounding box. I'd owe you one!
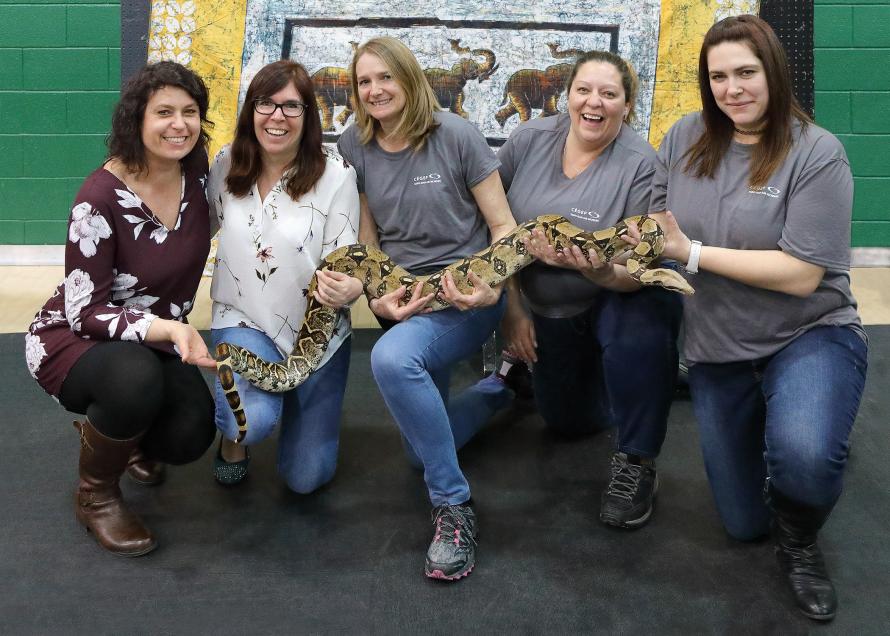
[207,60,360,491]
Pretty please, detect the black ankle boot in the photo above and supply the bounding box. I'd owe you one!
[766,483,837,621]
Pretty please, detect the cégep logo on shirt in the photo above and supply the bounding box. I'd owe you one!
[569,207,601,222]
[413,173,442,185]
[748,185,782,198]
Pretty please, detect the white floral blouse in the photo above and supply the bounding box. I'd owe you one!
[207,145,359,368]
[27,163,211,398]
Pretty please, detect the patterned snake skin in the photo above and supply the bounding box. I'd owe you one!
[216,214,694,442]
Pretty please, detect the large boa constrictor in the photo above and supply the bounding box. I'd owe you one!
[216,214,694,442]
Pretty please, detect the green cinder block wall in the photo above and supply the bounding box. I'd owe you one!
[816,0,890,246]
[0,0,120,244]
[1,3,889,246]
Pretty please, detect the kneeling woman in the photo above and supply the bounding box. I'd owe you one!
[338,37,516,580]
[499,51,682,530]
[648,15,867,621]
[26,62,217,556]
[208,60,360,492]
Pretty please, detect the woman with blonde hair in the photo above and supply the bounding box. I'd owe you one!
[337,36,517,581]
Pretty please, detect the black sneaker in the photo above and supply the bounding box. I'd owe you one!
[424,503,477,580]
[497,351,535,403]
[599,452,658,528]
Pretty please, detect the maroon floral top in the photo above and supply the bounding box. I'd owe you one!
[26,163,210,398]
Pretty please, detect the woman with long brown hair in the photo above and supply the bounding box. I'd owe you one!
[643,15,867,621]
[208,60,360,491]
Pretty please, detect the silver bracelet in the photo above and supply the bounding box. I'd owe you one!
[685,240,703,274]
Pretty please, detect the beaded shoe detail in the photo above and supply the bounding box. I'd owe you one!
[212,441,250,486]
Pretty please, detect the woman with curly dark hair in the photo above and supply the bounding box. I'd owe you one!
[26,61,217,556]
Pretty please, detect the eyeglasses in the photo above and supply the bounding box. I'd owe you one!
[253,99,307,118]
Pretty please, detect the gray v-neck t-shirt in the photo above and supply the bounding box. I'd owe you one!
[651,112,863,364]
[499,114,657,317]
[337,111,500,273]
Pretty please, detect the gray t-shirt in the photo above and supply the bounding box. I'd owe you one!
[337,111,500,272]
[651,112,863,364]
[499,114,656,317]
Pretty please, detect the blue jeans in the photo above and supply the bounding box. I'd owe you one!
[211,327,351,494]
[370,295,508,507]
[531,287,683,457]
[689,325,868,540]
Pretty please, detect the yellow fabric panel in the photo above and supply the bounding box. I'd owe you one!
[650,0,759,148]
[147,0,247,159]
[148,0,248,275]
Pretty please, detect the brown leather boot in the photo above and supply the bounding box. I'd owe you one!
[126,447,166,486]
[74,419,157,557]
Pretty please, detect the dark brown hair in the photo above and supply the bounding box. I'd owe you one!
[107,61,212,173]
[226,60,325,200]
[684,14,812,187]
[566,50,640,124]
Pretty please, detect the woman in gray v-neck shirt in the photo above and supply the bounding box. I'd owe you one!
[648,16,866,622]
[498,51,682,533]
[337,37,517,582]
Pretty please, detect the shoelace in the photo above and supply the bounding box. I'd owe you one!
[432,505,477,548]
[73,420,94,452]
[782,543,826,571]
[605,457,643,502]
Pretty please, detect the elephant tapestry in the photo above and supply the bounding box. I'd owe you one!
[281,19,624,145]
[138,0,819,157]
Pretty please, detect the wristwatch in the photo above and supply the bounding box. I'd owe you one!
[685,240,702,274]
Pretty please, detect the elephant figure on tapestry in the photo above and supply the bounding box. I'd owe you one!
[495,43,585,127]
[312,42,358,132]
[423,39,498,119]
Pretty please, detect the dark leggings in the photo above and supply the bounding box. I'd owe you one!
[530,286,683,457]
[59,341,215,464]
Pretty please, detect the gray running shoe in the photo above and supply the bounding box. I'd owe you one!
[424,503,477,580]
[600,452,658,528]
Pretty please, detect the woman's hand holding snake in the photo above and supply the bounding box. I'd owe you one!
[524,228,618,287]
[313,269,364,309]
[369,283,435,321]
[633,211,693,264]
[439,270,501,310]
[523,228,565,267]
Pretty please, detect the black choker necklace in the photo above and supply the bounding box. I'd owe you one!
[734,126,765,136]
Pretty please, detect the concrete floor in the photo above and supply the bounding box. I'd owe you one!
[3,266,889,333]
